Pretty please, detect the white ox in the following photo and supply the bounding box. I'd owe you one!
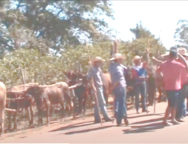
[0,82,6,135]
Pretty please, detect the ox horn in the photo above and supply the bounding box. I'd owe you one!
[68,83,82,90]
[5,108,16,113]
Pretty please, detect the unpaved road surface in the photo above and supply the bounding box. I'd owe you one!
[1,102,188,143]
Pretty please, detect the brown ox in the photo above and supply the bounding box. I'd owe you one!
[6,83,38,130]
[64,71,93,117]
[25,82,71,125]
[0,82,6,135]
[8,83,39,92]
[102,73,113,105]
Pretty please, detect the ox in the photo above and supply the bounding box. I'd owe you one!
[6,83,38,130]
[0,82,6,135]
[25,82,71,125]
[64,71,93,117]
[102,73,113,105]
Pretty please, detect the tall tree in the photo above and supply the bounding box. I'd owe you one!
[130,23,153,39]
[121,23,165,64]
[0,0,113,55]
[174,19,188,47]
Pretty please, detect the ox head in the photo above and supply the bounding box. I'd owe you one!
[25,84,44,101]
[25,84,48,112]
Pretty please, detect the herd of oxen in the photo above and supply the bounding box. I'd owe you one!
[0,68,164,135]
[0,71,114,135]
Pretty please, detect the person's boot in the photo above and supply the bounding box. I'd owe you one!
[163,120,171,126]
[175,117,184,122]
[171,119,179,125]
[124,118,129,126]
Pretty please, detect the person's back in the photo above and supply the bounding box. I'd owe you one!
[157,46,187,125]
[158,59,186,91]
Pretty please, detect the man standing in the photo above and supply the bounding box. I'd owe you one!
[157,47,187,125]
[88,56,112,123]
[132,55,148,113]
[176,47,188,121]
[109,53,129,126]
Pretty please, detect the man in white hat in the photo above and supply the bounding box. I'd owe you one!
[87,56,112,123]
[109,53,129,126]
[132,55,149,114]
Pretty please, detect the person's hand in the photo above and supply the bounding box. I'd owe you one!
[149,53,153,57]
[110,82,120,92]
[146,48,149,53]
[93,87,97,93]
[127,86,133,92]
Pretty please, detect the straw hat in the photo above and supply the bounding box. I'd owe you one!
[178,47,188,57]
[110,53,124,61]
[92,56,105,64]
[133,55,142,62]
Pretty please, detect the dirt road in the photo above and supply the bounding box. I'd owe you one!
[1,102,188,143]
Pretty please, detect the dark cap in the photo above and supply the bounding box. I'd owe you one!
[170,46,177,53]
[169,46,178,57]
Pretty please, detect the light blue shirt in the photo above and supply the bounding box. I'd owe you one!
[109,62,127,88]
[87,66,103,88]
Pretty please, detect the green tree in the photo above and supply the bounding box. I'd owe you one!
[117,24,165,65]
[0,42,113,87]
[174,19,188,47]
[0,0,114,55]
[130,23,153,39]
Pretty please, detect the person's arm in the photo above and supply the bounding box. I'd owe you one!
[87,67,93,81]
[178,54,188,72]
[156,65,163,82]
[88,68,98,94]
[151,56,164,65]
[90,78,97,92]
[109,63,120,91]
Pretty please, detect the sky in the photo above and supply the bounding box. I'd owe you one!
[108,1,188,49]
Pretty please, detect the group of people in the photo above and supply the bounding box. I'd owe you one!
[87,46,188,126]
[155,47,188,125]
[88,53,129,126]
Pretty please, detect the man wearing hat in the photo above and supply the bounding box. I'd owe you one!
[132,55,149,114]
[178,47,188,114]
[88,56,112,123]
[109,53,129,126]
[175,47,188,122]
[157,46,187,125]
[152,47,188,122]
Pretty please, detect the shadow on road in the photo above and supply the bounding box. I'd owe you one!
[64,125,113,135]
[49,120,94,132]
[123,113,165,134]
[131,117,163,125]
[123,122,164,134]
[128,113,163,119]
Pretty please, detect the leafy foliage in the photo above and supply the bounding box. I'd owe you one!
[0,44,112,87]
[174,19,188,47]
[0,1,166,88]
[0,49,63,87]
[0,28,165,88]
[0,0,113,55]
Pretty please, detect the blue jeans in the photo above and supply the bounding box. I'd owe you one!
[182,85,188,112]
[176,88,186,119]
[113,86,127,125]
[94,86,110,122]
[134,82,147,111]
[166,90,179,108]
